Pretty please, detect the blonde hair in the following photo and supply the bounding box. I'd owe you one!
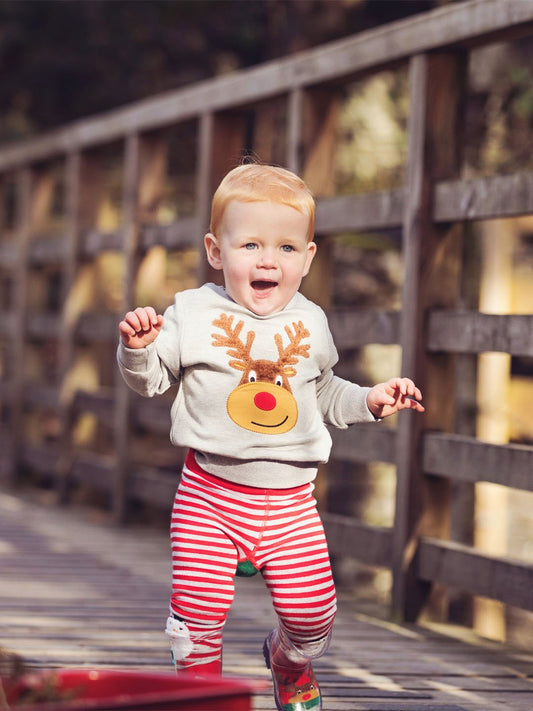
[210,164,315,241]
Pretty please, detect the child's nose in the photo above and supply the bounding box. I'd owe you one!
[258,249,276,267]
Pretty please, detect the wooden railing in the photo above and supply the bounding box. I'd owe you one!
[1,0,532,624]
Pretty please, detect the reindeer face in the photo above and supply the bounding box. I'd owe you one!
[227,379,298,434]
[212,314,310,434]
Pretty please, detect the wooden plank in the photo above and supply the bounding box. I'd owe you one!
[328,309,399,348]
[26,312,61,340]
[330,424,396,464]
[315,190,404,234]
[131,398,171,435]
[435,172,533,222]
[139,215,201,251]
[75,312,117,342]
[26,235,67,265]
[423,432,533,492]
[23,384,59,411]
[2,493,533,711]
[129,466,179,508]
[72,388,114,426]
[70,450,115,490]
[0,1,532,170]
[418,538,533,611]
[428,311,533,357]
[20,442,60,474]
[80,229,123,258]
[322,512,392,568]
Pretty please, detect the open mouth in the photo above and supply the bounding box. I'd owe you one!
[251,280,278,291]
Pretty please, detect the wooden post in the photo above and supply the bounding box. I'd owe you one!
[196,112,215,285]
[393,51,466,622]
[199,111,249,285]
[5,169,32,483]
[57,151,81,502]
[114,133,141,523]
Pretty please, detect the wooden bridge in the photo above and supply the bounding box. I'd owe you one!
[1,0,533,702]
[1,490,532,710]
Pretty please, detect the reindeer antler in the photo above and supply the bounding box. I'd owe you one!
[212,314,255,371]
[275,321,310,367]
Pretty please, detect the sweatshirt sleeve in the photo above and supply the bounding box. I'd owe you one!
[116,296,182,397]
[315,314,376,428]
[116,340,178,397]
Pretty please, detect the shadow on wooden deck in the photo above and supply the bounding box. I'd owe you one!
[1,489,532,710]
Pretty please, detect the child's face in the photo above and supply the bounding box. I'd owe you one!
[205,200,316,316]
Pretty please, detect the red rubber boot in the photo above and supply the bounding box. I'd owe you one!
[166,616,222,677]
[263,628,322,711]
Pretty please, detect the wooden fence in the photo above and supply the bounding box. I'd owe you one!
[1,0,532,627]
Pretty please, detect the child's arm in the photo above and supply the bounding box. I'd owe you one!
[366,377,424,419]
[119,306,164,349]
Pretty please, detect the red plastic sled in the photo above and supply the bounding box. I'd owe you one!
[3,668,263,710]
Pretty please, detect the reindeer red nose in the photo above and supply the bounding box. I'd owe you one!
[254,391,277,411]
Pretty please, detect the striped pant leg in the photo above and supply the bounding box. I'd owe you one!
[258,493,337,656]
[169,482,238,670]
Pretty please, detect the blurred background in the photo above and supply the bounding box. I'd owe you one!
[1,0,458,143]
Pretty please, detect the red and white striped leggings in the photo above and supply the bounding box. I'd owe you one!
[169,451,337,668]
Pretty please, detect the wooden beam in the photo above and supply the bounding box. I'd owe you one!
[75,312,117,343]
[428,311,533,357]
[140,216,201,252]
[129,467,180,508]
[330,425,397,465]
[20,442,60,475]
[328,309,399,348]
[418,538,533,611]
[435,172,533,222]
[423,432,533,492]
[27,312,62,340]
[71,451,115,490]
[322,512,393,568]
[315,190,404,234]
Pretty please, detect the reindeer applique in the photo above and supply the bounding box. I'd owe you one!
[211,313,310,434]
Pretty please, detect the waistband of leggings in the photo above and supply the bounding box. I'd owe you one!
[184,449,310,497]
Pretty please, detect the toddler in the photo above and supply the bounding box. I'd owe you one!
[117,163,424,711]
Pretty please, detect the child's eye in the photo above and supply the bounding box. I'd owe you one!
[244,242,257,250]
[281,244,295,253]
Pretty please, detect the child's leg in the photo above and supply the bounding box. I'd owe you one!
[260,499,337,652]
[167,478,238,675]
[259,497,336,710]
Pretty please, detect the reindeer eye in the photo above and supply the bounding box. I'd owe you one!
[248,370,257,383]
[274,375,283,387]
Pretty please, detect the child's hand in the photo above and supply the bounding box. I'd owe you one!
[119,306,163,349]
[366,377,424,419]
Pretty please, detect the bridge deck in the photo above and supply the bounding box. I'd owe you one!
[1,490,532,710]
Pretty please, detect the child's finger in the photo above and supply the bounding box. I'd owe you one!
[119,318,138,337]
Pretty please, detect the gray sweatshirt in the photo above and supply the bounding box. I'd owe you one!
[117,283,376,488]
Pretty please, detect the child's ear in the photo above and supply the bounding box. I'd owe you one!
[302,240,317,277]
[204,233,223,270]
